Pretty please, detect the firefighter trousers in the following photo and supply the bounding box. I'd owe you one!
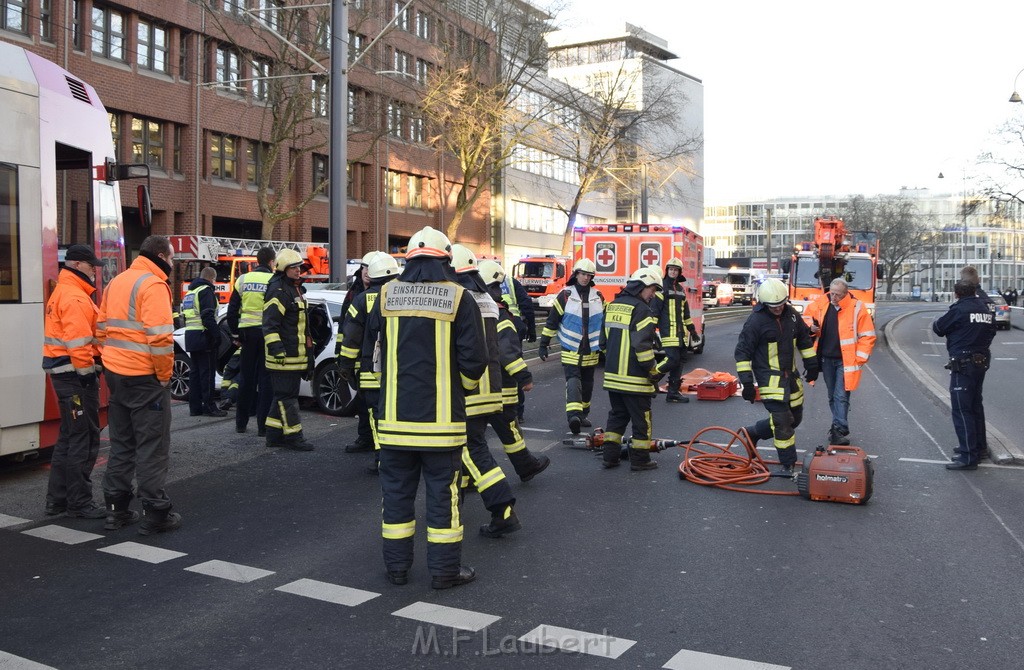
[265,370,304,445]
[46,374,101,510]
[664,346,686,396]
[745,398,804,467]
[563,362,596,422]
[102,372,173,510]
[602,392,653,464]
[379,448,463,577]
[463,416,515,514]
[237,327,273,432]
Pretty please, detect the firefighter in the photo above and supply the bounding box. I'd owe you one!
[339,251,380,453]
[538,258,605,434]
[735,278,819,476]
[41,244,107,519]
[218,349,241,410]
[657,257,700,403]
[932,280,997,470]
[337,252,401,475]
[364,225,487,589]
[500,275,535,422]
[227,246,275,436]
[478,260,550,483]
[183,266,225,417]
[450,247,522,538]
[600,267,667,470]
[802,278,876,445]
[262,248,315,451]
[99,235,180,535]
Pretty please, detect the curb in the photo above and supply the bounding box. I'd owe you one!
[884,310,1022,465]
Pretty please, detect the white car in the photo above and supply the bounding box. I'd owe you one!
[170,288,357,416]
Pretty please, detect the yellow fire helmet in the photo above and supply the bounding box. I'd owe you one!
[757,277,789,306]
[406,225,453,259]
[629,267,663,290]
[477,260,506,286]
[573,258,596,274]
[450,244,479,274]
[367,252,401,280]
[275,248,304,270]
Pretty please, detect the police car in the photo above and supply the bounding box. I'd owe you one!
[170,289,357,416]
[991,294,1011,330]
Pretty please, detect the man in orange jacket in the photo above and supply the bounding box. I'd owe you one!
[803,278,876,445]
[98,235,180,535]
[42,244,107,519]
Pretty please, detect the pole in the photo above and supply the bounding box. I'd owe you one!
[931,238,937,302]
[328,0,348,282]
[765,207,773,273]
[640,163,649,224]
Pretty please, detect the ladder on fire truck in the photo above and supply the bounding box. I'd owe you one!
[169,235,328,261]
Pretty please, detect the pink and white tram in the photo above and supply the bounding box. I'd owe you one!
[0,42,130,458]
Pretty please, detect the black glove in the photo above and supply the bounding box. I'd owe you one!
[538,338,550,361]
[527,328,537,343]
[804,367,819,383]
[267,341,286,359]
[302,359,314,382]
[80,372,97,388]
[598,350,606,365]
[741,382,757,402]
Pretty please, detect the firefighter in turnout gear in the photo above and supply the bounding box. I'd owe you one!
[339,251,379,454]
[337,251,401,475]
[538,258,605,434]
[735,278,819,475]
[478,260,550,483]
[262,248,315,451]
[450,247,522,538]
[601,268,668,470]
[226,246,275,436]
[364,226,487,589]
[42,244,107,519]
[183,267,225,417]
[932,280,997,469]
[655,257,700,403]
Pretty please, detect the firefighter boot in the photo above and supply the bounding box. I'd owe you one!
[103,493,140,531]
[602,440,621,468]
[480,505,522,538]
[507,449,550,483]
[629,448,658,471]
[138,503,182,536]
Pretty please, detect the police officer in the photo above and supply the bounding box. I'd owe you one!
[338,252,401,474]
[656,258,700,404]
[262,249,315,451]
[932,280,997,470]
[538,258,605,434]
[227,247,275,436]
[183,266,225,417]
[42,244,107,519]
[339,251,379,453]
[601,267,667,470]
[365,226,487,589]
[735,278,819,475]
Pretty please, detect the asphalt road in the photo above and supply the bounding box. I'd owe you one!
[2,302,1024,670]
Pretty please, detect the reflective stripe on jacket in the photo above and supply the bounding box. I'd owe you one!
[734,303,816,402]
[97,255,175,380]
[464,291,503,418]
[262,273,309,371]
[42,268,100,376]
[229,269,273,331]
[603,292,663,395]
[803,292,876,391]
[541,285,604,367]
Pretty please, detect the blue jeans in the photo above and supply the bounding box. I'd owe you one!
[821,357,849,432]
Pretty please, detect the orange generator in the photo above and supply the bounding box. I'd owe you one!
[796,445,873,504]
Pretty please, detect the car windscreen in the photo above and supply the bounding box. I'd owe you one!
[520,261,553,279]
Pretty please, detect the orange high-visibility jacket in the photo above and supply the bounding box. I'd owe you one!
[804,292,876,391]
[97,255,175,381]
[42,268,100,377]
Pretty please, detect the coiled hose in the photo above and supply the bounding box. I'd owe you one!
[678,426,801,496]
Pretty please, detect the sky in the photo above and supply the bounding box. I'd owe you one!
[556,0,1024,204]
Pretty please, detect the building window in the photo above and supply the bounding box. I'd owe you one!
[71,0,82,49]
[251,58,270,101]
[1,0,27,34]
[348,31,364,62]
[216,45,241,92]
[311,76,328,117]
[409,115,424,143]
[347,162,369,202]
[415,58,429,84]
[316,19,330,49]
[387,102,403,139]
[223,0,246,17]
[312,154,328,192]
[173,125,183,172]
[386,170,401,206]
[91,4,127,61]
[393,1,409,30]
[131,117,164,169]
[40,0,53,41]
[210,132,237,180]
[254,0,280,31]
[408,175,426,209]
[137,20,168,73]
[393,49,410,75]
[347,87,356,124]
[246,141,267,185]
[415,10,431,40]
[108,112,121,160]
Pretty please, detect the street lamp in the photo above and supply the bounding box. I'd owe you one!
[1010,66,1024,103]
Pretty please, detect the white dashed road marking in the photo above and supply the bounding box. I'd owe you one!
[518,624,635,659]
[922,353,942,357]
[519,426,552,433]
[392,602,500,632]
[184,559,275,583]
[0,650,58,669]
[0,513,30,528]
[276,578,380,607]
[98,542,188,564]
[663,648,790,670]
[993,357,1017,360]
[21,525,102,545]
[898,457,1003,469]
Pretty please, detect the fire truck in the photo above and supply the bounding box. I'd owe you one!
[169,235,334,304]
[786,217,881,318]
[572,222,705,352]
[513,255,572,310]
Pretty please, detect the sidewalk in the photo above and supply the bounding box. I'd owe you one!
[884,308,1023,465]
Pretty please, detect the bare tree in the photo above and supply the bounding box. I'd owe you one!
[842,194,929,297]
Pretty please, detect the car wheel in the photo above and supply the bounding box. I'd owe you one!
[314,361,351,416]
[170,351,191,401]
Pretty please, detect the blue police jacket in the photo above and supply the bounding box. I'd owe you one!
[932,296,996,357]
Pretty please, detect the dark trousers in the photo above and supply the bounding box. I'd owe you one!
[265,370,303,444]
[464,416,515,513]
[187,348,217,414]
[746,398,805,467]
[237,328,272,431]
[563,363,596,421]
[602,392,653,463]
[664,346,686,396]
[102,371,172,510]
[950,364,987,463]
[354,393,373,446]
[46,374,101,510]
[379,448,463,577]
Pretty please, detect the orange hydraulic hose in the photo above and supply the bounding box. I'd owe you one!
[678,426,801,496]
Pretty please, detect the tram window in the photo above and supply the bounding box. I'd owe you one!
[97,183,122,286]
[0,163,21,302]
